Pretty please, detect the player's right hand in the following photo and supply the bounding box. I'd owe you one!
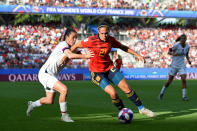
[60,55,67,66]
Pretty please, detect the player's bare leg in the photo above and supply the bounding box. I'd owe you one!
[26,92,55,116]
[53,81,74,122]
[159,75,174,100]
[180,74,189,101]
[104,85,125,110]
[118,78,154,117]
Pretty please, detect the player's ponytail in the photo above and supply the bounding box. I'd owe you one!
[62,28,77,41]
[175,34,187,42]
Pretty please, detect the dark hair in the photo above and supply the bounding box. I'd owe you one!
[175,34,187,42]
[62,28,77,41]
[97,22,110,29]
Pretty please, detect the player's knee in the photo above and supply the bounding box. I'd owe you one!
[168,79,173,84]
[109,92,118,99]
[60,88,68,96]
[123,84,129,91]
[119,83,130,92]
[182,79,186,83]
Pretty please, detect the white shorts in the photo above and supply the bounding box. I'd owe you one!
[38,69,58,93]
[169,67,186,76]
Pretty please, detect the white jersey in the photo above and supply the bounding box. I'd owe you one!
[170,42,190,68]
[40,41,70,76]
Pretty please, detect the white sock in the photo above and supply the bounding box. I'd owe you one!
[32,100,42,108]
[182,88,186,98]
[160,86,166,94]
[59,102,67,115]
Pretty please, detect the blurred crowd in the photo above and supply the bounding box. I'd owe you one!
[0,24,64,69]
[2,0,197,11]
[0,24,197,69]
[118,26,197,68]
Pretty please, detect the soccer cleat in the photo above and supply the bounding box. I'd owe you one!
[158,93,164,100]
[26,101,34,117]
[182,97,189,101]
[61,114,74,122]
[139,108,154,117]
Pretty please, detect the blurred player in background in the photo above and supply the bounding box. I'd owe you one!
[26,28,93,122]
[67,22,154,117]
[159,34,192,101]
[115,54,123,70]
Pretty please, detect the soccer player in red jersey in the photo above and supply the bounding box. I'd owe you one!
[68,22,154,117]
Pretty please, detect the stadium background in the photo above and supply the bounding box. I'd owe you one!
[0,0,197,131]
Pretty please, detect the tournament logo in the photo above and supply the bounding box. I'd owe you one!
[32,6,40,12]
[13,5,31,13]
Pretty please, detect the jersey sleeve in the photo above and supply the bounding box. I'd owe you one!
[74,48,81,54]
[58,41,70,53]
[111,37,121,48]
[171,43,178,51]
[81,37,92,48]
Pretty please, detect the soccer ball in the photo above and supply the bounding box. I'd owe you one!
[118,108,133,123]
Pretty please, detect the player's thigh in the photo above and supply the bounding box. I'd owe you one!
[53,81,68,94]
[38,72,58,93]
[91,72,110,90]
[108,67,124,86]
[168,75,175,81]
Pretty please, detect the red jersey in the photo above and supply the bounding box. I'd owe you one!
[81,35,121,72]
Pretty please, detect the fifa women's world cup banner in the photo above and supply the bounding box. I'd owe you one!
[0,5,197,18]
[0,68,197,82]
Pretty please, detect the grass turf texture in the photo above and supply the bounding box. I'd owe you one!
[0,80,197,131]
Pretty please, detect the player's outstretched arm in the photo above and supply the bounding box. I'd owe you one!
[60,41,84,65]
[120,44,145,63]
[64,49,94,59]
[70,41,83,52]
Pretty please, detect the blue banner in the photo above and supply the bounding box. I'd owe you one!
[121,68,197,80]
[0,5,197,18]
[0,68,197,81]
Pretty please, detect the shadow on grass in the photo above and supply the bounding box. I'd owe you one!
[153,109,197,120]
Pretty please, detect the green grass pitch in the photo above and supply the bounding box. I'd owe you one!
[0,80,197,131]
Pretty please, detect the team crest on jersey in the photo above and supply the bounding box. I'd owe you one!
[96,76,101,82]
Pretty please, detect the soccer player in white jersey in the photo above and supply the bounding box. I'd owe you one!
[26,28,93,122]
[159,34,192,101]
